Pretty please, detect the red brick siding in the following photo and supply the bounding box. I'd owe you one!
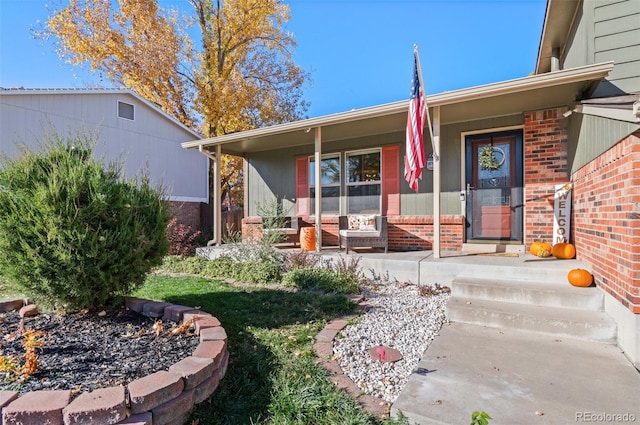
[388,215,464,251]
[242,215,464,251]
[169,201,202,230]
[571,132,640,314]
[523,108,569,246]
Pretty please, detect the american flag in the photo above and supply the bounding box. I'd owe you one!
[404,52,427,193]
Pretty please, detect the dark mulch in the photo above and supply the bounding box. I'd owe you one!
[0,307,200,398]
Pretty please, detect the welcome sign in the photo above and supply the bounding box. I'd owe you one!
[553,183,572,244]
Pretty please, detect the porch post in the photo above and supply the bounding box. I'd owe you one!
[314,127,323,251]
[433,106,441,258]
[214,144,222,246]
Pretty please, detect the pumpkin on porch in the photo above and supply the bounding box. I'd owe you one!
[530,241,552,257]
[552,242,576,259]
[568,269,593,287]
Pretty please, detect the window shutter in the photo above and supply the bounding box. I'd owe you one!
[295,156,309,216]
[382,145,400,216]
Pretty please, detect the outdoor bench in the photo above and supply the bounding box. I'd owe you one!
[338,215,388,253]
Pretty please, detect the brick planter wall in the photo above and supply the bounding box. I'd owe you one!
[523,107,570,247]
[0,299,228,425]
[571,132,640,314]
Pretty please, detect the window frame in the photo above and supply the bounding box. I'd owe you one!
[308,153,341,216]
[345,148,382,214]
[117,101,135,121]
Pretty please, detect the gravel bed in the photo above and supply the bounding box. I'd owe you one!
[333,280,449,403]
[0,308,200,398]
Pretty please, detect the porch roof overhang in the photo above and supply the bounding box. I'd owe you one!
[182,61,614,156]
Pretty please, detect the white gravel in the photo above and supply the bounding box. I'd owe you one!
[332,280,449,403]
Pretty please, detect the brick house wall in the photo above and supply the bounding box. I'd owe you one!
[571,132,640,314]
[242,215,464,251]
[388,215,464,251]
[523,107,570,245]
[169,201,202,231]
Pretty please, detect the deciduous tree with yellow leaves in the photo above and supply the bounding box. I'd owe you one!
[45,0,309,208]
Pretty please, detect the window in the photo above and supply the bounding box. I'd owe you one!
[346,149,381,214]
[309,155,340,215]
[118,101,134,120]
[297,146,398,217]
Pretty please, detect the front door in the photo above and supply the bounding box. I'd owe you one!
[465,130,523,242]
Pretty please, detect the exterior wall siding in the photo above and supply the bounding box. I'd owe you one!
[593,0,640,94]
[0,91,208,203]
[568,113,640,173]
[571,132,640,314]
[523,107,570,245]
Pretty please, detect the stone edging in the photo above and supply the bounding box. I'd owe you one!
[0,298,229,425]
[312,294,391,419]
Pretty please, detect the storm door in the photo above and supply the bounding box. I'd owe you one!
[465,130,523,242]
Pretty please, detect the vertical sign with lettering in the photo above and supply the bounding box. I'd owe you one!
[553,183,572,244]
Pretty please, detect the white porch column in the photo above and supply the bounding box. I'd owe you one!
[214,144,222,246]
[314,127,322,251]
[432,106,441,258]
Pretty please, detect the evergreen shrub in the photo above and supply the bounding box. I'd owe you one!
[0,133,170,310]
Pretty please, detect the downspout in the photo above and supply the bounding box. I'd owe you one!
[198,145,222,246]
[551,47,560,72]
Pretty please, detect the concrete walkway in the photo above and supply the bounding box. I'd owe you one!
[318,248,640,425]
[391,323,640,425]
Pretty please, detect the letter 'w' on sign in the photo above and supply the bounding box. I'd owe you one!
[404,45,432,193]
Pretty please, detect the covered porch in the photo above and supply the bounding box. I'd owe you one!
[182,62,613,258]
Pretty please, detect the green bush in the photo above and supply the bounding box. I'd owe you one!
[159,255,281,284]
[0,133,169,310]
[282,267,360,294]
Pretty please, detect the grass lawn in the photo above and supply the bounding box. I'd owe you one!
[135,274,407,425]
[0,276,25,302]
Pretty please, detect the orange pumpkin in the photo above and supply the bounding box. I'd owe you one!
[530,241,552,257]
[552,242,576,259]
[568,269,593,287]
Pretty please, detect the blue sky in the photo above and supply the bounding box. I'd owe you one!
[0,0,547,118]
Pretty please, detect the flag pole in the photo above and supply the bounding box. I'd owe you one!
[413,44,441,258]
[414,45,438,160]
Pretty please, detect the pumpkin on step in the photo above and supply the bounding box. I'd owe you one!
[568,269,593,287]
[530,241,552,257]
[552,242,576,259]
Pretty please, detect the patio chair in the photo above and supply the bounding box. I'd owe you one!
[338,215,388,253]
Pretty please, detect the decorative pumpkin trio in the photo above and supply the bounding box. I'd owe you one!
[529,240,593,287]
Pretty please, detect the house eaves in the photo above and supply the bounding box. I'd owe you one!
[182,61,613,156]
[574,94,640,123]
[0,87,203,140]
[535,0,581,74]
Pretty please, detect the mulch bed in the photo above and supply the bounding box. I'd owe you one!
[0,307,200,398]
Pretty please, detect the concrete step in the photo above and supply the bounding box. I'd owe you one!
[451,276,605,310]
[420,254,585,286]
[446,296,617,343]
[462,243,525,253]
